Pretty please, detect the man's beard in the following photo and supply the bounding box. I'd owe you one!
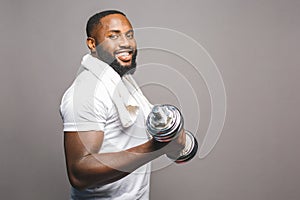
[96,45,137,77]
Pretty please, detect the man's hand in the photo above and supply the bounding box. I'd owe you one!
[163,128,187,159]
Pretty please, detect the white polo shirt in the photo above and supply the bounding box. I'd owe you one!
[60,67,151,200]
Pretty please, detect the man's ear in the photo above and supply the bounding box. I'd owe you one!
[86,37,96,52]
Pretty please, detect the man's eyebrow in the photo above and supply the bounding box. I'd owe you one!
[126,30,134,34]
[108,30,121,33]
[107,30,134,34]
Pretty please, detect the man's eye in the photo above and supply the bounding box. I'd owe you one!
[126,33,134,39]
[109,35,118,40]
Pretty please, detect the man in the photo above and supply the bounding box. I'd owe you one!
[60,10,186,199]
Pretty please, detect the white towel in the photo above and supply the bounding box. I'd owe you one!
[81,54,152,127]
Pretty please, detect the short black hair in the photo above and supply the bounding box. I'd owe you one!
[86,10,126,37]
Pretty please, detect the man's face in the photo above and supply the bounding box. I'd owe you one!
[92,14,137,76]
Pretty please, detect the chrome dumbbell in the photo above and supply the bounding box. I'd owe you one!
[146,104,198,163]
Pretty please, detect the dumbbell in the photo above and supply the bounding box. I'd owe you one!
[146,104,198,163]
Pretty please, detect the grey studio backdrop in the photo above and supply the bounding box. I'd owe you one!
[1,0,300,199]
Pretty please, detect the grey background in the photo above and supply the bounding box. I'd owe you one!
[1,0,300,199]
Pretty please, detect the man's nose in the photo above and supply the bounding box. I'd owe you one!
[118,34,130,47]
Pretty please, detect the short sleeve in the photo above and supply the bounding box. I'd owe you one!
[60,70,109,132]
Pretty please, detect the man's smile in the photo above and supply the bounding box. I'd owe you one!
[115,49,134,63]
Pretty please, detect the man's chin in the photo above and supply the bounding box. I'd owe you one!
[110,59,136,77]
[118,62,132,68]
[116,57,132,67]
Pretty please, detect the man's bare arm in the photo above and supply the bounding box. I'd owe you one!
[64,130,185,190]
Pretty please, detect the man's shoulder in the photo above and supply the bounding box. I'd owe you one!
[69,70,108,96]
[60,69,114,121]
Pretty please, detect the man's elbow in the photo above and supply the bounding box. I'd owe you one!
[67,164,90,191]
[68,173,89,191]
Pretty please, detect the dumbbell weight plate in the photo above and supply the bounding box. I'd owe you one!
[146,104,183,142]
[168,130,198,163]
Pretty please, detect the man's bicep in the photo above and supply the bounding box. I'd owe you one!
[64,131,104,162]
[63,131,104,189]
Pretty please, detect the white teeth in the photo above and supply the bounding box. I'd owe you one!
[118,52,129,56]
